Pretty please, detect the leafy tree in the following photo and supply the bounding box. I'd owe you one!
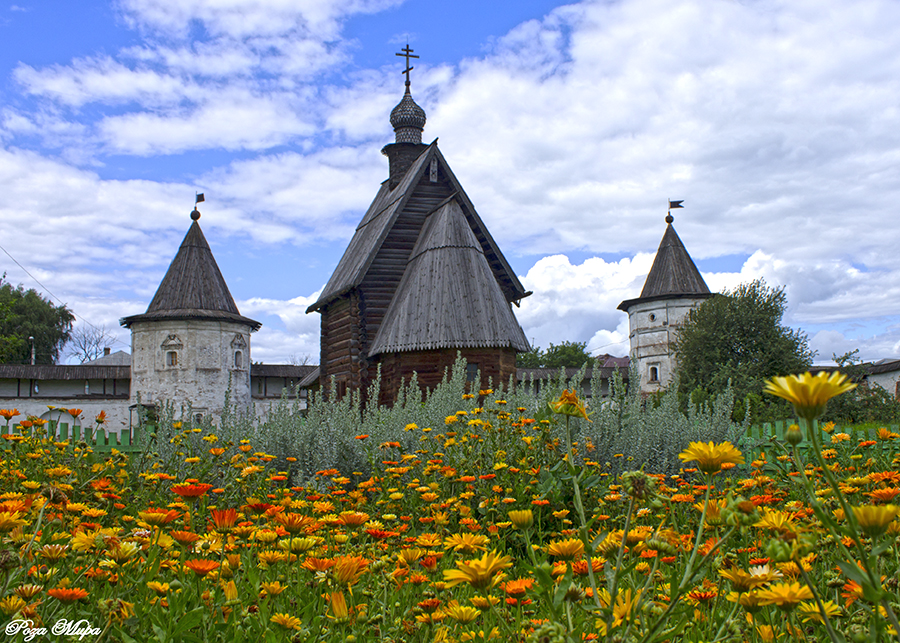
[821,350,900,424]
[675,279,814,421]
[517,341,594,368]
[0,276,74,364]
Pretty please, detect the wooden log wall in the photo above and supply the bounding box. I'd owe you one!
[374,347,519,407]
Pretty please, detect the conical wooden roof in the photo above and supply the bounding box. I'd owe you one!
[618,221,711,312]
[121,219,260,329]
[368,199,529,355]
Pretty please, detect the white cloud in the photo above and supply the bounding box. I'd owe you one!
[119,0,404,39]
[98,89,314,155]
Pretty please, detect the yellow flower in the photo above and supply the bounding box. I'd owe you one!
[508,509,533,529]
[444,533,490,553]
[443,550,513,590]
[852,505,900,537]
[756,582,813,611]
[678,441,744,475]
[798,600,842,623]
[763,371,856,421]
[548,389,591,421]
[444,601,481,623]
[328,591,350,622]
[270,613,303,630]
[548,538,585,561]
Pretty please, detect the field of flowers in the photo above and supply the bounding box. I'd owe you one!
[0,372,899,642]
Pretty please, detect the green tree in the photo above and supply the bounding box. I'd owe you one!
[821,350,900,424]
[516,341,594,368]
[675,279,814,421]
[0,276,74,364]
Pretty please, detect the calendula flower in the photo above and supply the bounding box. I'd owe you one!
[210,508,238,531]
[328,591,350,622]
[508,509,533,529]
[797,600,842,623]
[0,409,19,421]
[548,538,585,561]
[678,441,744,475]
[443,550,513,590]
[0,595,25,616]
[763,371,856,421]
[444,533,490,553]
[270,613,303,630]
[548,389,590,421]
[184,559,220,577]
[332,555,369,586]
[756,582,813,611]
[852,505,900,537]
[139,507,180,526]
[171,483,213,499]
[47,587,88,603]
[444,601,481,623]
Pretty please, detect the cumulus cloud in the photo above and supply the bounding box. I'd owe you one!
[4,0,900,365]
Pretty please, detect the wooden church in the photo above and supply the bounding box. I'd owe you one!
[306,52,531,404]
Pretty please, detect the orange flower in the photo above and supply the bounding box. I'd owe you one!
[170,531,201,546]
[139,508,180,526]
[273,512,315,534]
[47,587,88,603]
[171,483,213,499]
[95,411,107,425]
[0,409,19,421]
[548,389,591,421]
[332,555,369,586]
[210,508,239,531]
[184,559,220,577]
[67,408,83,419]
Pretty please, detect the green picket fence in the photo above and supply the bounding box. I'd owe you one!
[744,420,900,458]
[1,421,145,455]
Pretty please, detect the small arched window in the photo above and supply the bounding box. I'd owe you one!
[166,351,178,367]
[234,350,243,369]
[649,366,659,382]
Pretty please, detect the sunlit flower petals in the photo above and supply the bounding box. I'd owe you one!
[756,582,814,611]
[763,371,856,421]
[46,587,88,603]
[443,550,513,590]
[270,613,303,630]
[678,441,744,474]
[852,505,900,537]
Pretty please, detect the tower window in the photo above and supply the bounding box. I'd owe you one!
[166,351,178,367]
[466,363,480,383]
[648,313,656,321]
[234,350,243,369]
[649,366,659,382]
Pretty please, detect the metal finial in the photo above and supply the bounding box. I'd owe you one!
[667,199,683,224]
[396,44,419,88]
[191,209,201,221]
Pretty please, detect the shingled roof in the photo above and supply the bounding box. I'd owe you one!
[306,143,529,313]
[368,199,529,355]
[618,220,712,312]
[121,217,260,329]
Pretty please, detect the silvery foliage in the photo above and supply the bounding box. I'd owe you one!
[584,366,749,475]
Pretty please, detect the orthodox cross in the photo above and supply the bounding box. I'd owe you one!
[396,45,419,88]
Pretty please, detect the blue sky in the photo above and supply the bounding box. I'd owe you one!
[2,0,900,365]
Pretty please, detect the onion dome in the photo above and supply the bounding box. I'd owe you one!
[390,88,426,144]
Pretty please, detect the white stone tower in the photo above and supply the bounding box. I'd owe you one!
[618,210,712,393]
[121,207,260,420]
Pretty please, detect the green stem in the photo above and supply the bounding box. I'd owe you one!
[563,414,603,611]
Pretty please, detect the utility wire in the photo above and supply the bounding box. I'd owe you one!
[0,241,129,349]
